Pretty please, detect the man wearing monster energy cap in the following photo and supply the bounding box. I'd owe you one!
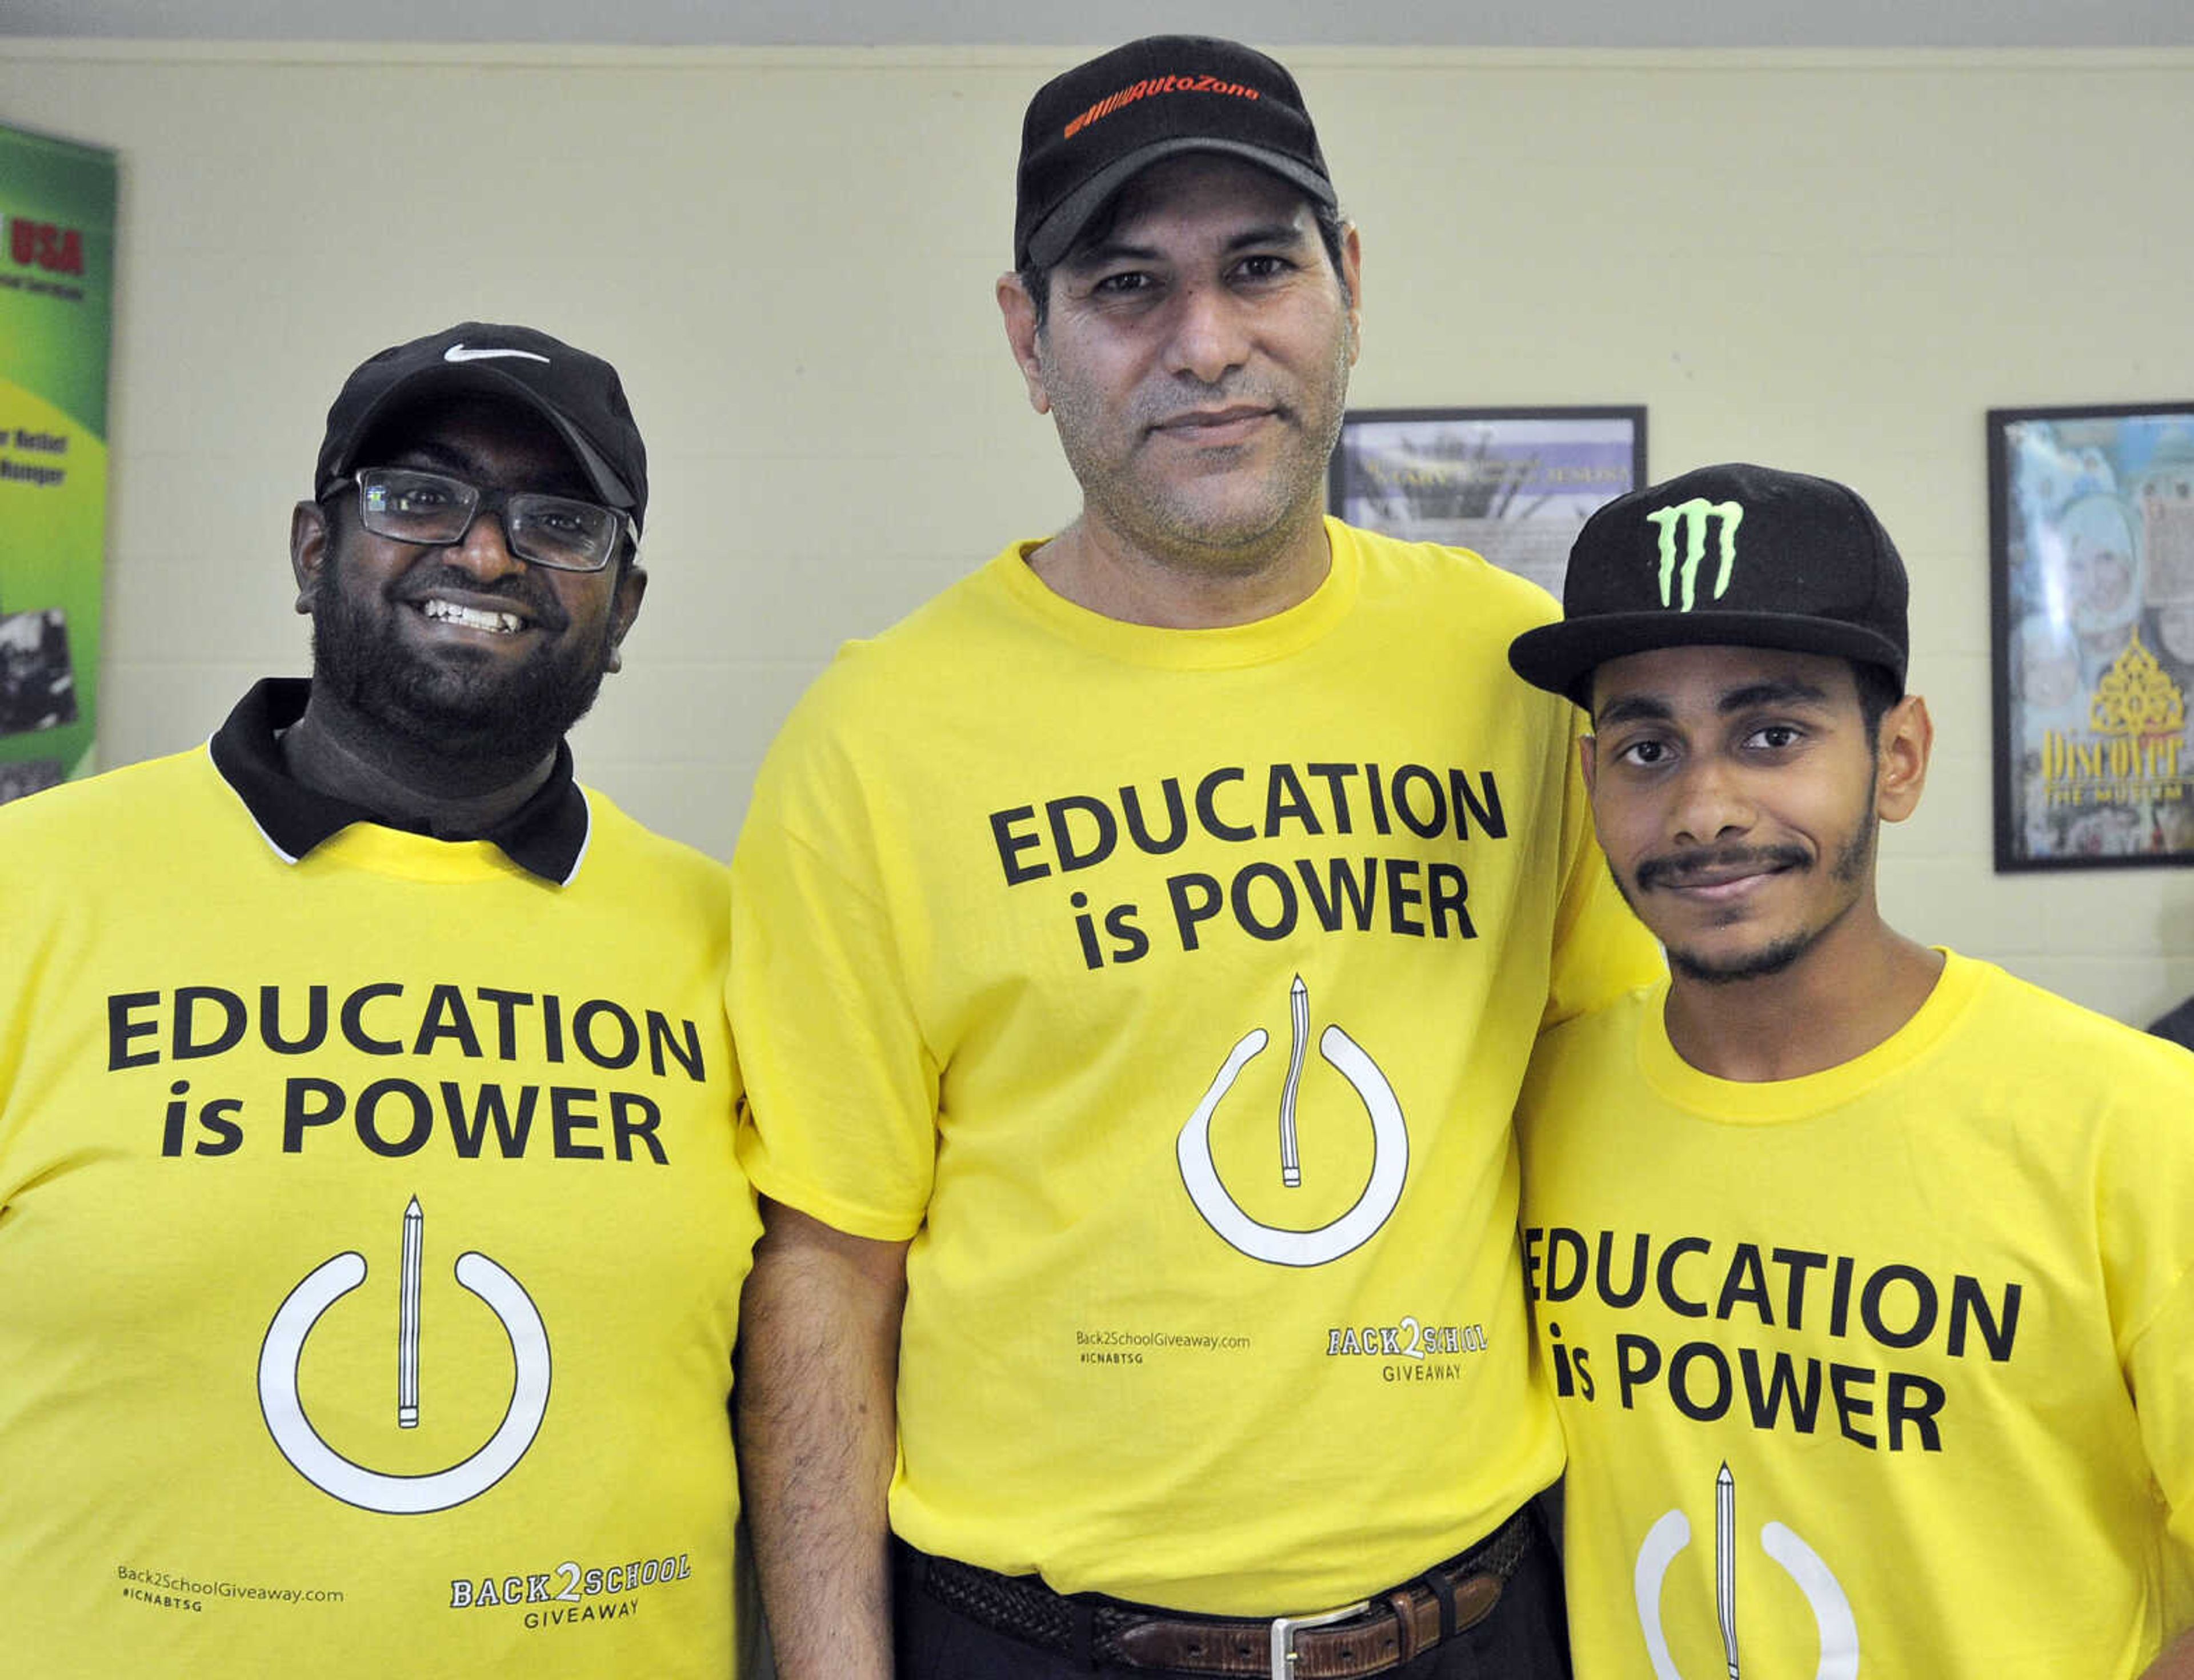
[0,322,759,1678]
[731,33,1657,1680]
[1508,462,2194,1675]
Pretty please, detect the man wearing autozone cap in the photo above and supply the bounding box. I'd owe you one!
[731,34,1658,1680]
[1507,462,2194,1674]
[0,322,758,1677]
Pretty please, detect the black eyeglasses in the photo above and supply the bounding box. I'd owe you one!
[349,467,635,573]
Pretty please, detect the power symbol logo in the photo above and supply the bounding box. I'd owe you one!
[1176,977,1409,1267]
[1634,1462,1857,1679]
[258,1198,552,1514]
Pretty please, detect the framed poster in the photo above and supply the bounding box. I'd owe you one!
[1327,406,1646,599]
[1989,402,2194,870]
[0,121,116,807]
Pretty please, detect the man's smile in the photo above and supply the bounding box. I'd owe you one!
[416,595,530,636]
[1148,402,1280,444]
[1635,844,1810,899]
[391,567,566,642]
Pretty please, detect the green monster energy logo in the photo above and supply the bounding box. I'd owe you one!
[1644,499,1744,611]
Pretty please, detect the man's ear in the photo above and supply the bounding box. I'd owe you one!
[1579,731,1599,799]
[1875,693,1933,823]
[603,563,648,675]
[290,500,329,615]
[996,271,1051,416]
[1338,220,1363,367]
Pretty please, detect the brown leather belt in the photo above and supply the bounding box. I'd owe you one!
[908,1503,1536,1679]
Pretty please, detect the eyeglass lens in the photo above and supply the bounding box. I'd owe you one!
[357,468,619,572]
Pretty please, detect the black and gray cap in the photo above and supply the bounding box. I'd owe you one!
[1508,462,1910,710]
[314,321,648,531]
[1014,35,1336,271]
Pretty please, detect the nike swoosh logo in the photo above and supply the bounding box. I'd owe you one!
[443,344,551,364]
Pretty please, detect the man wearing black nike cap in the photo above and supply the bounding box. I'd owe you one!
[732,34,1658,1680]
[1507,462,2194,1674]
[0,322,760,1677]
[290,320,650,811]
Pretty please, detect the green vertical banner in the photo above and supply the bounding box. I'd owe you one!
[0,123,115,804]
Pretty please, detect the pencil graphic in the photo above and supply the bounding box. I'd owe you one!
[1716,1462,1739,1678]
[1279,976,1309,1187]
[398,1198,422,1429]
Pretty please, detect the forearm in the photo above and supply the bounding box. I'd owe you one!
[736,1197,910,1680]
[2143,1628,2194,1678]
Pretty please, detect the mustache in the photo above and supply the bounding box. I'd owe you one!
[1141,383,1290,430]
[1634,843,1809,891]
[393,564,568,631]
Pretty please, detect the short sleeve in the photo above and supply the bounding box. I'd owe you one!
[2100,1036,2194,1570]
[728,720,940,1242]
[1540,707,1663,1030]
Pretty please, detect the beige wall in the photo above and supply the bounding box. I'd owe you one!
[3,41,2191,1024]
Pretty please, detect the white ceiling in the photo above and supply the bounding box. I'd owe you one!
[8,0,2193,50]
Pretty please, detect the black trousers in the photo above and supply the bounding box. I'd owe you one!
[892,1509,1573,1680]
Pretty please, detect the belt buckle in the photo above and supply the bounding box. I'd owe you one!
[1268,1598,1372,1680]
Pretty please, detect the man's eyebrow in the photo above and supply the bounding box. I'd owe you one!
[1220,220,1316,252]
[1592,695,1673,728]
[1717,679,1833,713]
[383,438,588,496]
[1067,220,1315,272]
[1595,677,1837,727]
[383,439,476,474]
[1064,237,1163,271]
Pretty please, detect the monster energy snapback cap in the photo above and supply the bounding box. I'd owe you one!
[1507,462,1910,710]
[314,321,648,530]
[1015,35,1336,271]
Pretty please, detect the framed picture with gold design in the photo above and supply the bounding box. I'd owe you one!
[1989,402,2194,869]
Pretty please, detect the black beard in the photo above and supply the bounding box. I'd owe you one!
[309,562,612,768]
[1616,803,1879,986]
[1669,921,1836,985]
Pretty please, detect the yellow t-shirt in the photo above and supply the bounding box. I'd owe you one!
[1520,953,2194,1677]
[0,729,758,1678]
[732,520,1661,1613]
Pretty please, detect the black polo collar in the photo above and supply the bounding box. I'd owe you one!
[209,677,591,886]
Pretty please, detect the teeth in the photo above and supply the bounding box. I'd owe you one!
[421,599,521,633]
